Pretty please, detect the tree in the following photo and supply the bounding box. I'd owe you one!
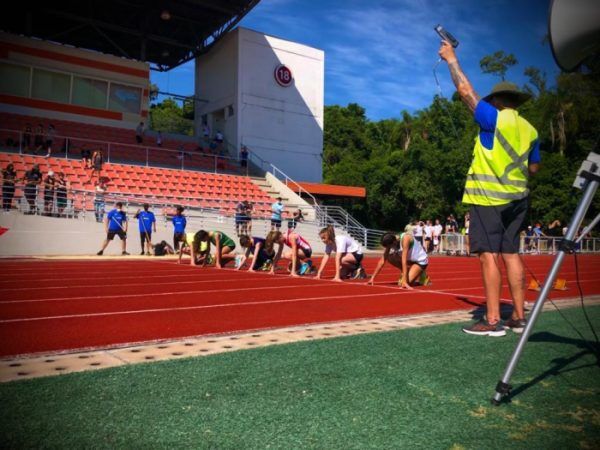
[479,51,518,80]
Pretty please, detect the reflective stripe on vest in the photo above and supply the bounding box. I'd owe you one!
[463,109,538,206]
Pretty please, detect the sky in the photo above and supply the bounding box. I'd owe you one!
[151,0,559,121]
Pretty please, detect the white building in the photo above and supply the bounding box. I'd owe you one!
[195,27,324,183]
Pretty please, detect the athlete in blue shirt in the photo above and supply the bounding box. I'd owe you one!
[97,202,129,255]
[172,205,187,251]
[135,203,156,255]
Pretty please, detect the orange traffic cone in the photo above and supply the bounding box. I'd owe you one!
[528,279,541,291]
[553,278,568,291]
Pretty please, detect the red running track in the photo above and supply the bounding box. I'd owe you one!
[0,254,599,357]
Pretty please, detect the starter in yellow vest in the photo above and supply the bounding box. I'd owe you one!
[463,108,538,206]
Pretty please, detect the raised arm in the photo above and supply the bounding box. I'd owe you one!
[438,41,480,113]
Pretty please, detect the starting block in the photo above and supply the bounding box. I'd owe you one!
[527,279,541,291]
[553,278,568,291]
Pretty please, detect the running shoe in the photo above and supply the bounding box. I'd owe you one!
[96,250,103,256]
[122,251,130,256]
[352,266,367,279]
[504,318,527,334]
[462,319,506,337]
[418,271,431,286]
[261,260,273,271]
[299,262,310,275]
[234,255,243,269]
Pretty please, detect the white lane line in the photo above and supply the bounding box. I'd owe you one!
[0,291,418,323]
[0,275,292,291]
[0,282,374,304]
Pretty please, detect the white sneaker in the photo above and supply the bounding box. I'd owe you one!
[234,255,243,269]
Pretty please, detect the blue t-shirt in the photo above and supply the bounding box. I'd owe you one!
[271,202,284,220]
[474,100,541,164]
[107,209,127,231]
[137,211,156,233]
[172,215,187,233]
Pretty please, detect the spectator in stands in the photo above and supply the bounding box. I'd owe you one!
[423,220,433,253]
[45,124,56,158]
[81,148,92,169]
[97,201,129,256]
[413,221,424,247]
[135,122,145,144]
[34,123,45,154]
[237,235,274,272]
[215,130,224,144]
[368,232,430,289]
[288,208,304,229]
[55,172,69,216]
[1,163,17,212]
[156,131,163,147]
[23,164,42,214]
[90,150,103,179]
[533,222,546,253]
[433,218,443,253]
[445,214,459,255]
[135,203,156,255]
[316,225,365,281]
[240,145,249,170]
[94,178,107,222]
[524,225,536,253]
[244,201,253,235]
[271,197,284,230]
[235,200,247,236]
[202,123,211,141]
[172,205,187,251]
[22,123,32,152]
[42,170,56,216]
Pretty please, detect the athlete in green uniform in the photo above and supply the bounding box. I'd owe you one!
[195,230,236,268]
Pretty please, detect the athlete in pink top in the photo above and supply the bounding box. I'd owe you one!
[266,229,312,277]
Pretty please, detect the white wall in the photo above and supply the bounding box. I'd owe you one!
[196,28,324,182]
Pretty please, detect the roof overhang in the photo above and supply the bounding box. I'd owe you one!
[0,0,261,72]
[295,182,366,198]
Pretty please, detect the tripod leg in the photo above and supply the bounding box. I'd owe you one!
[491,179,598,405]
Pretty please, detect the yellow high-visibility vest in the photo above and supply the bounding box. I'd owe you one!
[463,108,538,206]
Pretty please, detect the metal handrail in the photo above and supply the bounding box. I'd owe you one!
[0,128,245,175]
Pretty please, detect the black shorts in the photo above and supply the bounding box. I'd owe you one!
[300,247,312,259]
[271,218,282,228]
[469,198,528,254]
[107,230,127,240]
[353,252,364,265]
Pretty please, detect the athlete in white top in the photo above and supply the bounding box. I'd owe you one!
[316,226,365,282]
[368,232,429,289]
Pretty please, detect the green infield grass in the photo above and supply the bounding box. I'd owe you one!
[1,306,599,449]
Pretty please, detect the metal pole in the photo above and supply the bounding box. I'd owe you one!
[492,178,598,405]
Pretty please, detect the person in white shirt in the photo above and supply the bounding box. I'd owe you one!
[316,225,365,282]
[432,219,443,253]
[368,232,430,289]
[423,220,433,253]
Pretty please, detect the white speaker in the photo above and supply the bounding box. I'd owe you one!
[548,0,600,72]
